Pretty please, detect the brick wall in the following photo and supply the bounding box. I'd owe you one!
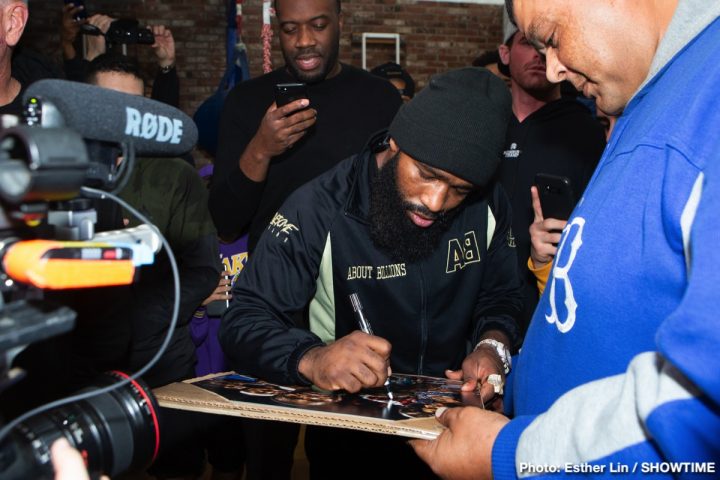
[22,0,502,118]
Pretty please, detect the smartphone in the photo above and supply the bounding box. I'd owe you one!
[206,258,231,317]
[274,83,308,108]
[64,0,87,21]
[534,173,576,221]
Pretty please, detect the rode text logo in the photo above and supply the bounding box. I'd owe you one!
[125,107,183,144]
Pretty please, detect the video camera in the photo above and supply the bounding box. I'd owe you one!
[0,79,198,479]
[81,18,155,46]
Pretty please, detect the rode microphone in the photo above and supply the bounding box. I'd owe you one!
[23,79,198,156]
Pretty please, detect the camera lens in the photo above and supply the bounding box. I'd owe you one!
[0,371,160,480]
[105,19,155,45]
[0,126,89,205]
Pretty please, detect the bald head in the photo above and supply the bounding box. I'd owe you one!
[274,0,340,17]
[0,0,27,9]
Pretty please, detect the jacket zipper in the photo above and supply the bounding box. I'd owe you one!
[417,265,427,375]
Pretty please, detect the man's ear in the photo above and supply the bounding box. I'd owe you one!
[376,137,400,168]
[498,44,511,67]
[338,12,344,31]
[4,1,28,48]
[388,137,400,154]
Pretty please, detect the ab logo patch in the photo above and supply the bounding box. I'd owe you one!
[446,231,481,273]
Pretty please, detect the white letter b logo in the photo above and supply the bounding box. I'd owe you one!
[545,217,585,333]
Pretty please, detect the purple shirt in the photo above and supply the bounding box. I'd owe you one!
[191,235,248,376]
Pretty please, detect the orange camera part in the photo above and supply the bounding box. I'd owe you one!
[3,239,138,289]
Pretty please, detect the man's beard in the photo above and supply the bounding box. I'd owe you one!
[368,154,460,264]
[283,32,341,84]
[515,65,556,98]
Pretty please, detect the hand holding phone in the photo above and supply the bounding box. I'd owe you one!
[205,267,232,317]
[534,173,576,221]
[247,82,315,162]
[274,83,308,109]
[529,182,568,268]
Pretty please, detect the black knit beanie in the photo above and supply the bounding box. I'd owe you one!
[388,67,512,187]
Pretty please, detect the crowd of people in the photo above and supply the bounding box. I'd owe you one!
[0,0,716,479]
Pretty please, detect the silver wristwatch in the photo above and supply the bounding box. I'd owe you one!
[474,338,512,375]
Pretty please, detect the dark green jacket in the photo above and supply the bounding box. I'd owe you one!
[119,157,219,387]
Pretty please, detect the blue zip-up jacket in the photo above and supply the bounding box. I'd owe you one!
[492,3,720,478]
[219,143,523,386]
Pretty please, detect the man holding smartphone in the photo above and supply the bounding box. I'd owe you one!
[210,1,401,477]
[210,0,402,253]
[496,27,605,334]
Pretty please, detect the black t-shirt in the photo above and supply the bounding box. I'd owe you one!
[3,48,63,117]
[210,63,402,250]
[0,84,24,117]
[498,98,606,333]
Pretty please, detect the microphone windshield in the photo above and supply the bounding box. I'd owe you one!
[24,79,198,156]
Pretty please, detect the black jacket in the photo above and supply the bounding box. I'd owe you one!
[220,145,523,385]
[499,98,605,332]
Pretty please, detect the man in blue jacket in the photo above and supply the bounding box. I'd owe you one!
[221,67,522,479]
[411,1,720,478]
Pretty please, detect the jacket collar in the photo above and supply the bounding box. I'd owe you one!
[634,0,720,101]
[344,130,388,223]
